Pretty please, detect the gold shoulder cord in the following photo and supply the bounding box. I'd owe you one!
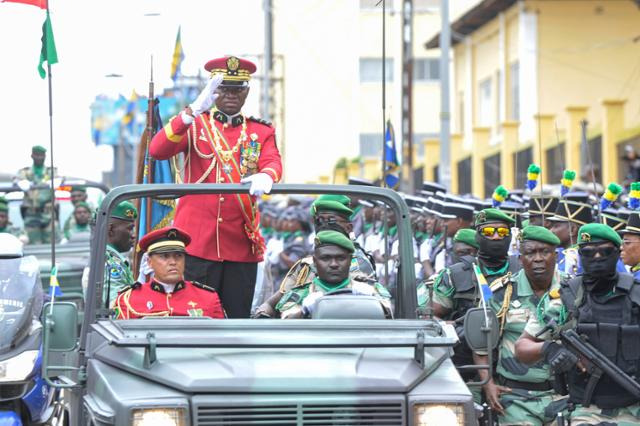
[494,274,514,335]
[189,118,217,184]
[120,289,170,318]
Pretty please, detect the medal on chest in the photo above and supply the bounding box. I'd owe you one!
[209,114,248,176]
[240,133,262,177]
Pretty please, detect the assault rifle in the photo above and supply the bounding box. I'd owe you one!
[557,328,640,406]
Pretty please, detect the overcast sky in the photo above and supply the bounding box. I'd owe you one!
[0,0,266,181]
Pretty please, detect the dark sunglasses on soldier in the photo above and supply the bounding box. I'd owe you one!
[578,245,618,259]
[479,226,510,238]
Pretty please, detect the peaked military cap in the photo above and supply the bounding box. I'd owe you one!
[578,223,621,247]
[314,230,355,253]
[474,208,516,227]
[453,228,479,249]
[547,192,593,226]
[111,201,138,222]
[464,198,486,214]
[422,181,446,195]
[520,225,561,246]
[440,200,474,222]
[348,176,374,186]
[205,56,256,87]
[32,145,46,153]
[310,194,353,218]
[139,226,192,254]
[620,212,640,236]
[499,200,524,221]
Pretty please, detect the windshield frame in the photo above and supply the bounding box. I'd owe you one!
[82,183,416,350]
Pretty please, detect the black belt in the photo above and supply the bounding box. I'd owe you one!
[497,375,553,392]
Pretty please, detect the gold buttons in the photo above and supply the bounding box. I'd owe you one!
[220,197,225,202]
[218,217,223,223]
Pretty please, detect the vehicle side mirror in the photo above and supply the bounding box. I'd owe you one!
[43,302,78,351]
[463,307,499,352]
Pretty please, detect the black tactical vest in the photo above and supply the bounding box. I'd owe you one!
[561,273,640,408]
[447,255,521,321]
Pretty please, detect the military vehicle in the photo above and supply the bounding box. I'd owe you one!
[41,183,496,426]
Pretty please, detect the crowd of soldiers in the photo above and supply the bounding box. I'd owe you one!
[244,175,640,426]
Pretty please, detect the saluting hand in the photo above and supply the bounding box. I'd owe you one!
[189,74,224,116]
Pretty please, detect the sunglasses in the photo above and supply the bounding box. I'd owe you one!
[578,246,619,259]
[479,226,511,238]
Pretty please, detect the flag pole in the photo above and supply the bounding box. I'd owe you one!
[379,0,390,287]
[46,0,56,288]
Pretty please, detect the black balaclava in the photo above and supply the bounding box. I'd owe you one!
[476,232,511,267]
[581,244,620,292]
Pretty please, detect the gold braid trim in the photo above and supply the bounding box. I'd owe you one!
[119,288,170,318]
[495,282,514,335]
[164,122,182,143]
[190,118,217,183]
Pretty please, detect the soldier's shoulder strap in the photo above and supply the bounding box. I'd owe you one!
[117,281,141,294]
[490,272,516,297]
[248,116,273,127]
[191,281,217,293]
[560,275,582,315]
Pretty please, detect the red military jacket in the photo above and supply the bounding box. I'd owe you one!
[150,110,282,262]
[114,279,225,319]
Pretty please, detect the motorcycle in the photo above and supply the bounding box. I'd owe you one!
[0,254,62,426]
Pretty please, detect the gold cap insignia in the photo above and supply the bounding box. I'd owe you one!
[314,237,320,246]
[125,209,134,218]
[227,56,240,74]
[581,232,591,243]
[476,211,486,224]
[168,229,177,239]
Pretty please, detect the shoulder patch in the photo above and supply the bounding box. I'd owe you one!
[192,281,217,293]
[248,116,273,127]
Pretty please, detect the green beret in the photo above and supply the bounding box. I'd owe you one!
[453,228,479,249]
[520,225,561,246]
[111,201,138,222]
[70,185,86,193]
[474,208,516,227]
[74,201,92,211]
[32,145,47,153]
[310,194,353,218]
[522,219,530,228]
[577,223,621,247]
[314,230,355,253]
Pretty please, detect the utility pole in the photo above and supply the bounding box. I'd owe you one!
[401,0,414,193]
[439,0,452,191]
[262,0,273,121]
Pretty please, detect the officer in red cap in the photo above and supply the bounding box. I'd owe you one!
[150,56,282,318]
[114,227,225,319]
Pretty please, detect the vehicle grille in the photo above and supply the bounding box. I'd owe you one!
[194,396,405,426]
[0,381,29,402]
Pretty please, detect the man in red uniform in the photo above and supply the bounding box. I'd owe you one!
[114,227,225,319]
[150,56,282,317]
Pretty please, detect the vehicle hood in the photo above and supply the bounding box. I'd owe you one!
[87,319,457,393]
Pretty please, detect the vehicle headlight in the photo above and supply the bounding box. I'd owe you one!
[0,350,38,382]
[413,403,465,426]
[131,408,187,426]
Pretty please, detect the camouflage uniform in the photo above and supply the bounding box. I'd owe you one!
[525,278,640,425]
[489,269,567,425]
[276,276,391,318]
[16,165,58,244]
[104,244,134,306]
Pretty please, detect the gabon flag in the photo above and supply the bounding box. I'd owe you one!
[1,0,57,78]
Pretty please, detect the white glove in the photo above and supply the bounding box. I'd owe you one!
[241,172,274,197]
[301,291,324,317]
[351,281,375,296]
[189,74,224,116]
[16,179,31,192]
[137,253,154,282]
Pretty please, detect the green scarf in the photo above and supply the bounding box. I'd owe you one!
[313,277,350,292]
[32,164,44,180]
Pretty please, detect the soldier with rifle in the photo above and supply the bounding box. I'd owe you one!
[516,223,640,425]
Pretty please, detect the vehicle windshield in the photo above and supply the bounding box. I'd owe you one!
[88,184,417,323]
[0,256,42,352]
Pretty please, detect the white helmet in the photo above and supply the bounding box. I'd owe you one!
[0,233,23,258]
